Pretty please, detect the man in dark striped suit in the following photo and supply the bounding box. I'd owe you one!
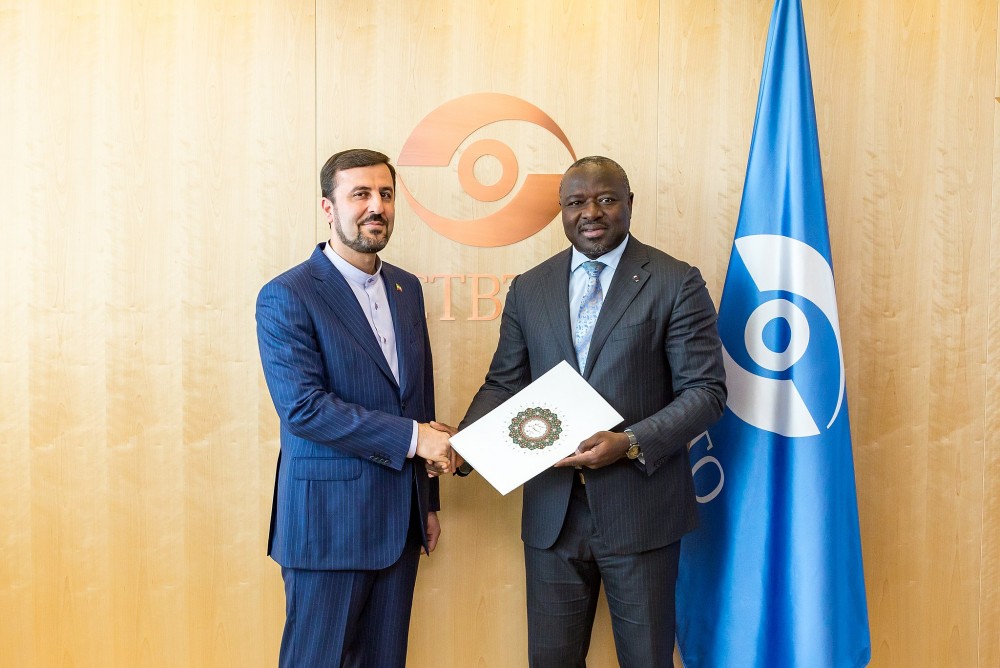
[256,149,453,667]
[460,156,727,667]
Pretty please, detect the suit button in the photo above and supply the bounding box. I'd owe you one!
[401,402,406,410]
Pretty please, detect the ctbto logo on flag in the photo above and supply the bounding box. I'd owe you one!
[721,233,845,437]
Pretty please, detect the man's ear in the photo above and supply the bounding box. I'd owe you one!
[320,197,334,224]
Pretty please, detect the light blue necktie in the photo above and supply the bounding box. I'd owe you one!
[574,260,606,372]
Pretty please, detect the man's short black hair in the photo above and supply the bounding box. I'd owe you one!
[561,156,631,195]
[320,149,397,200]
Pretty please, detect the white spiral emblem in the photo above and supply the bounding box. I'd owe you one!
[723,234,845,437]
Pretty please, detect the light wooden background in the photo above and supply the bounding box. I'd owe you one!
[1,1,997,666]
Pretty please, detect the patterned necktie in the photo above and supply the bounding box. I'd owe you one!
[574,260,606,372]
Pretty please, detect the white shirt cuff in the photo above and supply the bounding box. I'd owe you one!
[407,421,418,458]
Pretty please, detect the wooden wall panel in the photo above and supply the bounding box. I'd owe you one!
[983,3,1000,664]
[2,0,999,666]
[657,0,773,296]
[15,4,116,664]
[0,6,40,666]
[808,2,994,666]
[0,0,315,666]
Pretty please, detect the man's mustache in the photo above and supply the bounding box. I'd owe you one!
[360,214,387,225]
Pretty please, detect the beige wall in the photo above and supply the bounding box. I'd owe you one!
[1,1,997,666]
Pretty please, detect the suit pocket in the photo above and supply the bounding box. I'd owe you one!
[609,319,654,341]
[292,457,363,481]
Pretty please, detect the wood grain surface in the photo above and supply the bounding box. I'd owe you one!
[0,1,996,666]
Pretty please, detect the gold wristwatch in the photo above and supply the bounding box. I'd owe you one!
[624,428,641,460]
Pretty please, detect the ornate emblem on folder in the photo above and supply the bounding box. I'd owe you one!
[508,407,563,451]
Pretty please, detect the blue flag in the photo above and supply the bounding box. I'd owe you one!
[675,1,871,666]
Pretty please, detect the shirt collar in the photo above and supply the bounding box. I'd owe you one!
[322,242,382,287]
[570,234,630,273]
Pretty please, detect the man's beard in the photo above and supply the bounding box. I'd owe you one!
[334,211,391,253]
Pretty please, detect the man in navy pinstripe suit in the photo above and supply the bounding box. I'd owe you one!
[256,149,454,668]
[460,156,727,667]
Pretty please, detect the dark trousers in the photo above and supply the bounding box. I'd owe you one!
[524,475,681,668]
[278,506,423,668]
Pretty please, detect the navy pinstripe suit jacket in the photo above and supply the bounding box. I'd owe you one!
[256,244,439,571]
[462,237,726,554]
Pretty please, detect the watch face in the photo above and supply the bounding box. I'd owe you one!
[627,444,641,459]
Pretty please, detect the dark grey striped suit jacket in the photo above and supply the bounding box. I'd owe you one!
[462,236,726,554]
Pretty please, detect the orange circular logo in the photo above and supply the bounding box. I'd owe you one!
[398,93,576,247]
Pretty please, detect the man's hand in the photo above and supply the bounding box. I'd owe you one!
[430,420,457,437]
[417,422,453,475]
[423,511,441,555]
[429,421,467,475]
[553,431,631,469]
[429,421,469,473]
[421,421,471,477]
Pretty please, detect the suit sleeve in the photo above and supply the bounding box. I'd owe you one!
[459,275,533,429]
[417,286,441,511]
[256,279,414,469]
[631,265,727,475]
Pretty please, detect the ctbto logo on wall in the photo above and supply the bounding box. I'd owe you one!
[397,93,576,247]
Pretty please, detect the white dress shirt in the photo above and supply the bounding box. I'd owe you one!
[323,243,419,458]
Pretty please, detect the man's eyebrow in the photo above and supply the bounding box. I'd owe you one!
[562,190,617,199]
[348,185,393,194]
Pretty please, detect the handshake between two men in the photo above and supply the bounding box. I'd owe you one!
[416,420,463,477]
[417,419,639,479]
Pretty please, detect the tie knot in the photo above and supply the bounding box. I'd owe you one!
[582,260,606,278]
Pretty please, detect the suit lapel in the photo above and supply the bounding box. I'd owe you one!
[382,263,412,395]
[540,250,577,367]
[583,237,650,377]
[308,245,398,388]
